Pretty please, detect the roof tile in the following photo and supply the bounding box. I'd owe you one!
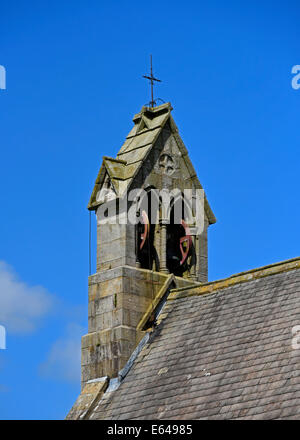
[86,260,300,420]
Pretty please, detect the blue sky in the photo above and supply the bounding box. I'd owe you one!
[0,0,299,419]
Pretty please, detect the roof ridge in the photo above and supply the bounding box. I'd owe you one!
[168,256,300,299]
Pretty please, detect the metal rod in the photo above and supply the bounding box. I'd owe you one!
[89,211,91,276]
[142,55,161,108]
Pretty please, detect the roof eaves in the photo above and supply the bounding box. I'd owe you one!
[87,159,107,210]
[87,157,126,210]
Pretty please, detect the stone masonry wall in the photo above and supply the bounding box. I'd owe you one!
[81,266,170,388]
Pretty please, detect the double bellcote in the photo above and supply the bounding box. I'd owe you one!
[88,103,216,282]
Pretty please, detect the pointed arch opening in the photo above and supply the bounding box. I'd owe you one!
[166,194,193,276]
[136,187,159,270]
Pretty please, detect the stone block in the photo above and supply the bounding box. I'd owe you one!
[88,315,96,333]
[82,266,172,383]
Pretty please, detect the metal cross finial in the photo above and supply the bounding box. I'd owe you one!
[143,55,162,108]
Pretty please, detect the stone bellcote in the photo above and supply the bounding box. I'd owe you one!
[81,103,216,387]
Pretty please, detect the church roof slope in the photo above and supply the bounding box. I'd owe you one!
[87,257,300,420]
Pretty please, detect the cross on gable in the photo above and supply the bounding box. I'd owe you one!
[143,55,162,108]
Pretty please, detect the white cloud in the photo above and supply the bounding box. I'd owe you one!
[39,323,84,383]
[0,261,55,333]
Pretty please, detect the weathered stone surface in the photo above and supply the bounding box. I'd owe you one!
[66,377,108,420]
[83,266,180,387]
[68,102,219,418]
[83,259,300,420]
[88,103,216,282]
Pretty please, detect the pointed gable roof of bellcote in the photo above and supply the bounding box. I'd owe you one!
[87,102,216,225]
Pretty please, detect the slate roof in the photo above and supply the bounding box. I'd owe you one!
[87,257,300,420]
